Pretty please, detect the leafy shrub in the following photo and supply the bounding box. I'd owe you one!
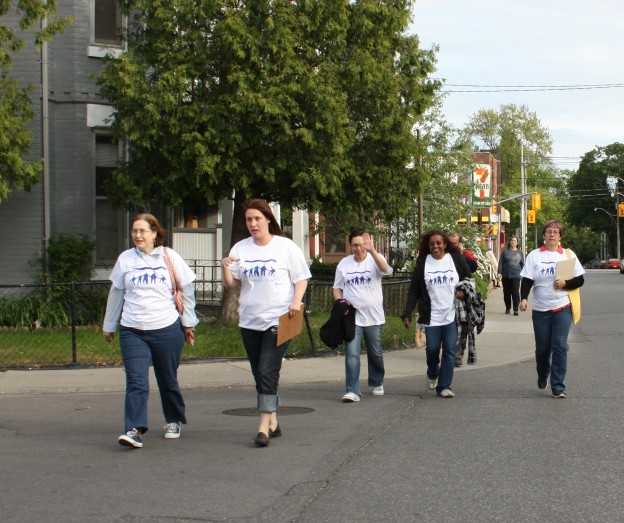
[46,234,95,283]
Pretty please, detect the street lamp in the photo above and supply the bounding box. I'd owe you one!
[606,176,624,259]
[594,207,616,258]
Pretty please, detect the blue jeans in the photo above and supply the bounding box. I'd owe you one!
[532,307,572,393]
[425,322,457,392]
[240,327,290,412]
[119,319,186,432]
[344,324,385,396]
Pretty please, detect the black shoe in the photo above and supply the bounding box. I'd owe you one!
[513,310,519,316]
[505,309,511,314]
[269,425,282,438]
[537,377,548,389]
[552,390,567,399]
[254,432,269,446]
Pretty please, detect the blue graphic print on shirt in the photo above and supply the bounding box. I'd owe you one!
[426,270,456,287]
[242,259,277,280]
[539,262,556,276]
[130,265,167,286]
[346,270,373,287]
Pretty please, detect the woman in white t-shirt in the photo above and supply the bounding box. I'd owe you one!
[333,230,393,403]
[520,220,585,398]
[221,199,311,447]
[103,213,199,449]
[402,230,472,398]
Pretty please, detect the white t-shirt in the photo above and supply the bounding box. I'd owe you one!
[520,247,585,311]
[333,252,393,326]
[425,253,459,326]
[109,246,196,330]
[229,236,311,331]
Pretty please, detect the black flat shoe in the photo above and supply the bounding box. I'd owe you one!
[269,425,282,438]
[254,432,269,447]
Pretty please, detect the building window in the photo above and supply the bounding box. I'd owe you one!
[95,135,122,265]
[323,226,347,254]
[93,0,123,47]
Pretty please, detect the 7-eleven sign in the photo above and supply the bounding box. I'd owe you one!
[473,165,491,200]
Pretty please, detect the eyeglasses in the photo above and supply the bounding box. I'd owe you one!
[131,229,153,236]
[544,229,560,235]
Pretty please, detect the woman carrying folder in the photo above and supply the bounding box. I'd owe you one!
[519,220,584,398]
[221,199,310,446]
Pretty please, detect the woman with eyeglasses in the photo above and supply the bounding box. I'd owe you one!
[103,213,199,448]
[519,220,585,398]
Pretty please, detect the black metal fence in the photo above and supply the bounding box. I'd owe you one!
[0,270,415,369]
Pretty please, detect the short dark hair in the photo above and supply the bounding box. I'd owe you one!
[542,220,564,237]
[349,229,366,244]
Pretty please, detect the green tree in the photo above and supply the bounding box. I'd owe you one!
[0,1,72,202]
[462,103,555,233]
[567,142,624,257]
[97,0,439,232]
[562,225,600,264]
[97,0,439,319]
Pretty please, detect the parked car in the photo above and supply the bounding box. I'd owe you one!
[588,258,606,269]
[607,258,620,269]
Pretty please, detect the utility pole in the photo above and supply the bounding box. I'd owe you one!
[417,129,423,238]
[617,180,620,259]
[520,143,527,252]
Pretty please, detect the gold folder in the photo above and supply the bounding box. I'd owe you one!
[277,304,304,345]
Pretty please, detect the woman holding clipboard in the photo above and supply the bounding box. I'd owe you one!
[221,199,310,446]
[519,220,585,398]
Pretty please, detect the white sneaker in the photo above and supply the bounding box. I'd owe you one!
[164,422,181,439]
[427,377,438,390]
[342,392,361,402]
[372,385,384,396]
[438,389,455,398]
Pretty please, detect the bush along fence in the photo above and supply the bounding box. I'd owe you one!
[0,272,419,369]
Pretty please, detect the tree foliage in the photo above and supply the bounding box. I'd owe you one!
[0,0,72,202]
[97,0,439,236]
[462,103,557,234]
[567,142,624,257]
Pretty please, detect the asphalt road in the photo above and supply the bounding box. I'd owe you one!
[1,270,623,522]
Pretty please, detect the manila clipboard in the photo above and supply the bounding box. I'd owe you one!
[277,304,304,346]
[556,258,575,280]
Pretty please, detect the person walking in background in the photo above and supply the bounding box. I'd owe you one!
[402,230,471,398]
[103,213,198,449]
[448,232,478,367]
[499,236,524,315]
[519,220,584,398]
[333,230,393,403]
[448,233,478,273]
[221,199,310,446]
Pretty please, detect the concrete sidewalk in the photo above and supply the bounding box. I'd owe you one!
[0,286,537,395]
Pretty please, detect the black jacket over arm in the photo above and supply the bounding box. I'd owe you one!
[401,252,472,325]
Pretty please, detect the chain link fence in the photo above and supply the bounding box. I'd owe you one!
[0,270,415,369]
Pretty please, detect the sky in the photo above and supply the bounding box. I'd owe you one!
[411,0,624,171]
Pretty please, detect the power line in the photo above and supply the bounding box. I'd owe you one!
[439,82,624,93]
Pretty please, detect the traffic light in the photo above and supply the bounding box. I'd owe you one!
[531,193,542,210]
[619,203,624,218]
[527,210,536,224]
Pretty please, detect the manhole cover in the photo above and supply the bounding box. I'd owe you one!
[223,406,315,417]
